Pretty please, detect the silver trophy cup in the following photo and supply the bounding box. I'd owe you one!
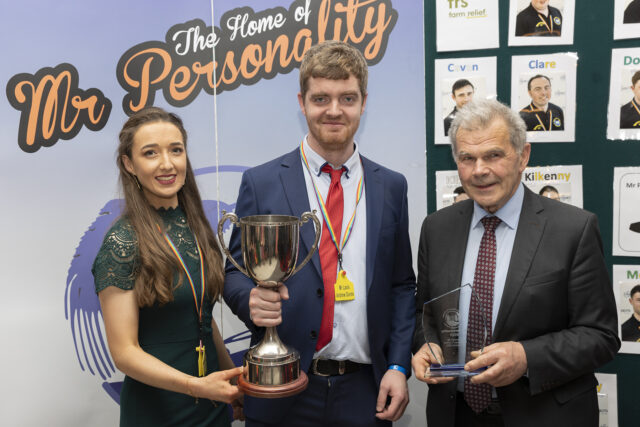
[218,212,320,398]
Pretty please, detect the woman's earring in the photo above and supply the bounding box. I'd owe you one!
[133,175,142,190]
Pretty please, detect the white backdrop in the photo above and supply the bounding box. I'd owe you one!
[0,1,426,425]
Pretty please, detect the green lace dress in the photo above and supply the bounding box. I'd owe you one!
[92,206,229,427]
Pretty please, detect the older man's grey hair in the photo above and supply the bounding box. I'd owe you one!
[449,99,527,159]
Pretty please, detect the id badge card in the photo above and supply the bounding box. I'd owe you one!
[334,270,355,301]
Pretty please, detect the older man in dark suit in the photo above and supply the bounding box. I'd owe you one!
[412,99,619,427]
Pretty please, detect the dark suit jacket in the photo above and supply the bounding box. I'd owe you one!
[223,147,416,424]
[444,107,457,137]
[413,186,619,427]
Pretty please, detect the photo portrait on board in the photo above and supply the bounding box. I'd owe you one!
[444,79,475,136]
[434,170,463,209]
[435,57,496,144]
[614,0,640,40]
[521,165,583,207]
[515,0,563,37]
[453,186,469,203]
[511,53,576,142]
[519,74,564,131]
[624,0,640,24]
[621,284,640,342]
[509,0,575,46]
[613,168,640,256]
[620,70,640,129]
[614,265,640,354]
[606,49,640,139]
[539,185,561,200]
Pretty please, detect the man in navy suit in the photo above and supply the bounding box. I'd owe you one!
[223,41,416,426]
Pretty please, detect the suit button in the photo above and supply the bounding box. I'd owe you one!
[310,330,317,339]
[316,288,323,297]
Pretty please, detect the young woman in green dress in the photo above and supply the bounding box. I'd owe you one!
[92,107,243,426]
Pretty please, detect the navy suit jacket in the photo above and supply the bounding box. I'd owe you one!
[413,186,620,427]
[223,147,416,423]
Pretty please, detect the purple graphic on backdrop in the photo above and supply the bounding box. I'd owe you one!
[64,165,250,404]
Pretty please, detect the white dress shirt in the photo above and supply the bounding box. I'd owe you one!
[457,183,525,391]
[300,137,371,364]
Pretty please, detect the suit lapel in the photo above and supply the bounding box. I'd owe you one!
[494,188,546,338]
[448,201,473,292]
[363,157,382,292]
[279,148,322,277]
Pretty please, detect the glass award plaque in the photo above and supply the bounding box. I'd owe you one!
[422,284,489,378]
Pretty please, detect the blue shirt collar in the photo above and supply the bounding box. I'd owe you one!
[471,182,524,230]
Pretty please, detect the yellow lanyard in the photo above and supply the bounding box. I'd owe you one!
[631,98,640,117]
[537,13,553,33]
[534,109,552,131]
[529,103,552,131]
[299,142,364,270]
[158,223,208,379]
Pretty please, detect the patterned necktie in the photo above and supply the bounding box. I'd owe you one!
[464,216,501,413]
[316,164,344,351]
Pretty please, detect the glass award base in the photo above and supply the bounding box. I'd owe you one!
[427,363,487,378]
[422,284,491,379]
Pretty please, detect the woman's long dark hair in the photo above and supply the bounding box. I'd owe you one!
[117,107,223,306]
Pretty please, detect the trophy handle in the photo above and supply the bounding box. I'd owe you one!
[291,211,321,276]
[217,211,249,277]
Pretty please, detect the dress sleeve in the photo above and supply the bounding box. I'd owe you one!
[92,220,139,293]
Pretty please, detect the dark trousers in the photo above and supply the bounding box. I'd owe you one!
[246,365,390,427]
[455,392,505,427]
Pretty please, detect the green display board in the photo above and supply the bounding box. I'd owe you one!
[424,2,640,425]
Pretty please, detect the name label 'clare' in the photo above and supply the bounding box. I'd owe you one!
[528,60,556,69]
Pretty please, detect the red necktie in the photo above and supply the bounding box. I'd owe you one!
[465,216,501,413]
[316,164,344,350]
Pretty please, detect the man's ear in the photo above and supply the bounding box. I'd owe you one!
[298,92,306,116]
[519,143,532,173]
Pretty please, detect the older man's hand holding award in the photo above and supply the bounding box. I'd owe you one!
[413,284,489,383]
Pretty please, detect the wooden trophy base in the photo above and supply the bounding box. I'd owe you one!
[238,371,309,399]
